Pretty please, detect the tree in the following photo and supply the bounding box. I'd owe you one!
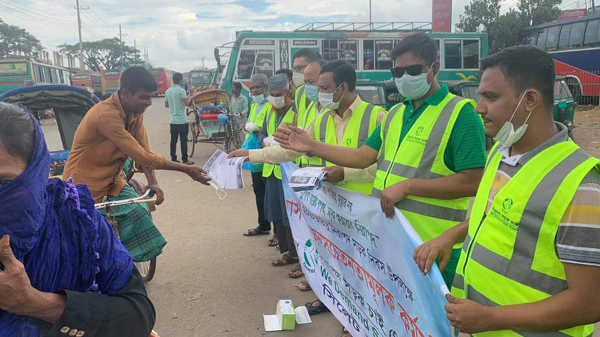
[456,0,501,33]
[518,0,562,25]
[457,0,562,53]
[59,38,141,71]
[0,19,43,58]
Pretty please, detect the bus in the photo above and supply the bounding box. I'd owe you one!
[71,71,102,97]
[522,13,600,104]
[100,69,122,99]
[0,58,71,94]
[214,22,488,104]
[150,68,173,95]
[188,69,215,92]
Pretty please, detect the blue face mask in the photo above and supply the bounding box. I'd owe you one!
[304,85,319,102]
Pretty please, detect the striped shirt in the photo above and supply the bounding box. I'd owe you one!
[489,122,600,266]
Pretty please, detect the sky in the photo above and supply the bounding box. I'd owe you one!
[0,0,559,72]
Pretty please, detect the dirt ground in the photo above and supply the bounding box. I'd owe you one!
[41,99,600,337]
[573,106,600,157]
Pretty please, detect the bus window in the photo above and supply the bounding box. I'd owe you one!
[536,29,548,49]
[559,24,572,50]
[322,39,339,61]
[522,30,537,45]
[51,69,60,83]
[339,40,358,69]
[462,39,479,69]
[434,39,441,58]
[545,26,560,51]
[444,39,462,69]
[43,67,51,83]
[584,19,600,47]
[34,65,42,82]
[569,21,586,48]
[375,40,394,70]
[363,40,375,70]
[237,50,256,79]
[255,50,275,78]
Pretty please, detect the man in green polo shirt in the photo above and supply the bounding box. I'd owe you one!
[274,33,486,288]
[165,72,193,165]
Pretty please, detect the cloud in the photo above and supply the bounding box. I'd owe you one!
[2,0,517,72]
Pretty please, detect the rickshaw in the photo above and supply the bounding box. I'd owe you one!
[0,85,158,282]
[186,89,244,157]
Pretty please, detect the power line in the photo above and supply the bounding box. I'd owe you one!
[8,0,77,23]
[0,4,75,28]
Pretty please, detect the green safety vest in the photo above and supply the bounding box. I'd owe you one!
[296,100,321,167]
[262,105,297,180]
[372,93,475,243]
[245,101,271,139]
[294,86,310,128]
[310,101,383,195]
[451,141,599,336]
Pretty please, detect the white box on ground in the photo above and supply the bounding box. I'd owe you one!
[263,300,312,332]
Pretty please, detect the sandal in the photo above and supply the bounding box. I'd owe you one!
[295,280,312,291]
[305,300,330,315]
[243,227,270,236]
[268,238,279,247]
[272,253,299,266]
[288,268,304,278]
[338,327,352,337]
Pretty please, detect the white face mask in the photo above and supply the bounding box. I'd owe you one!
[493,92,533,148]
[270,96,286,109]
[394,64,434,100]
[252,94,265,104]
[205,174,228,200]
[292,72,305,87]
[319,84,344,110]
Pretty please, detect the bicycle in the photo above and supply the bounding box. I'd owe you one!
[95,188,158,283]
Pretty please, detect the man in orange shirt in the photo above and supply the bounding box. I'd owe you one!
[63,66,210,261]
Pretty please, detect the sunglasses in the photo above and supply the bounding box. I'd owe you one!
[390,64,428,78]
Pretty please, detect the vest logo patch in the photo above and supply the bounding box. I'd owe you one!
[502,198,513,212]
[415,126,424,136]
[405,134,427,146]
[345,138,352,146]
[490,204,519,231]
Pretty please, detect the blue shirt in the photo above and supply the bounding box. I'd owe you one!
[165,84,187,124]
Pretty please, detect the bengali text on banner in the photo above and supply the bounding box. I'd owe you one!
[281,162,452,337]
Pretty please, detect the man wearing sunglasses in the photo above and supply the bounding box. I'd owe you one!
[273,33,486,288]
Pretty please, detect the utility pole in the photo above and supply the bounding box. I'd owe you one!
[75,0,85,70]
[134,38,137,63]
[593,0,596,13]
[369,0,372,28]
[119,25,123,69]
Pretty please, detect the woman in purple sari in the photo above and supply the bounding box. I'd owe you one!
[0,102,155,337]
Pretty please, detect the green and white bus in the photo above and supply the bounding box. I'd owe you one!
[214,22,488,99]
[0,58,71,94]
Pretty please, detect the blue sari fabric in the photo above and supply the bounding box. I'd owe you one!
[0,112,133,336]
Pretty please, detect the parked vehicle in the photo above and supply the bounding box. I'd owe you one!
[150,68,173,96]
[0,58,71,94]
[100,69,122,99]
[71,71,102,97]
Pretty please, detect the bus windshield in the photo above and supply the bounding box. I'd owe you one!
[190,71,212,85]
[0,62,28,76]
[150,69,164,77]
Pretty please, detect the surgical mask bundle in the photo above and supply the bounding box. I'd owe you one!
[394,63,434,100]
[304,85,319,102]
[319,84,344,110]
[270,96,286,109]
[292,72,305,87]
[205,173,228,200]
[493,92,533,148]
[252,94,265,104]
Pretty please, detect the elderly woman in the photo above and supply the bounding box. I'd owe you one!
[0,102,155,336]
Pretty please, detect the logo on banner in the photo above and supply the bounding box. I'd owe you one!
[303,239,319,273]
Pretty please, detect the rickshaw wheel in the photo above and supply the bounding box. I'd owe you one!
[135,258,157,282]
[187,122,196,157]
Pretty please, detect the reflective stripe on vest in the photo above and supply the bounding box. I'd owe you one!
[375,96,463,180]
[371,94,473,242]
[452,142,599,337]
[297,100,320,167]
[262,105,296,180]
[246,102,270,139]
[309,102,380,195]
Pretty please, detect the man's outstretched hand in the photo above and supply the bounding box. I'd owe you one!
[273,125,313,153]
[186,166,211,185]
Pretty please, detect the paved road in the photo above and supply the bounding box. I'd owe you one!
[41,99,600,337]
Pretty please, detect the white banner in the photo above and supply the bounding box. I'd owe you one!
[281,163,451,337]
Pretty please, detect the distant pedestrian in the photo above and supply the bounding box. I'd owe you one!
[165,72,194,164]
[229,82,248,125]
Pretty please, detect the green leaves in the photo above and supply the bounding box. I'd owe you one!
[58,38,142,72]
[0,19,43,58]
